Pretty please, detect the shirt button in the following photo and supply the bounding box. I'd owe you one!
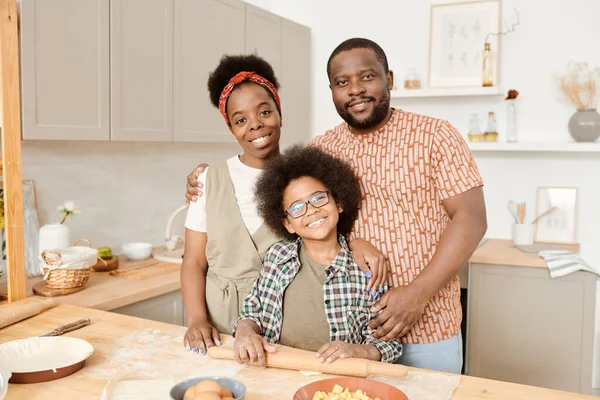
[325,300,330,305]
[332,328,337,333]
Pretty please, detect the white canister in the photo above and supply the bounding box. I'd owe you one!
[38,224,71,252]
[513,223,535,246]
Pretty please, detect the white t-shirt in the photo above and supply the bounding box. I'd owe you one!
[185,156,263,235]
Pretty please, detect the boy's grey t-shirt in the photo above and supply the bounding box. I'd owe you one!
[279,245,331,352]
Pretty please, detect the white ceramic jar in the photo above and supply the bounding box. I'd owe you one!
[38,224,71,252]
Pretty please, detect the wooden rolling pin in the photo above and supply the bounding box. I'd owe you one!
[207,343,408,378]
[0,298,57,330]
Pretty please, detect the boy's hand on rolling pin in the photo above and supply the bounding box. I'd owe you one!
[185,163,208,207]
[348,239,389,292]
[233,329,277,367]
[316,341,381,363]
[184,317,221,355]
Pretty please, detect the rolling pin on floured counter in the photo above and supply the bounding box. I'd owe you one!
[0,298,57,330]
[207,342,408,378]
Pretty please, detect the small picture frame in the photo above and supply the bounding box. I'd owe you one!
[428,0,501,88]
[535,187,578,244]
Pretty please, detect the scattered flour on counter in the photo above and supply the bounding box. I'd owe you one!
[369,371,461,400]
[83,328,244,381]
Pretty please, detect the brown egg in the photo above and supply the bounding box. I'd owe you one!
[194,380,222,394]
[220,388,233,397]
[183,386,196,400]
[193,393,221,400]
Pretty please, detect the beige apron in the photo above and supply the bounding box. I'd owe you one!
[205,161,281,334]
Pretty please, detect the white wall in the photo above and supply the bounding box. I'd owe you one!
[22,141,240,249]
[246,0,600,389]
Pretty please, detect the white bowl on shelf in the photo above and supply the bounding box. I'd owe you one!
[121,242,152,261]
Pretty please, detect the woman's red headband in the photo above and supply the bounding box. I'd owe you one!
[218,71,281,129]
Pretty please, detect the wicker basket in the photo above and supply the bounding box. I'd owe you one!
[40,238,96,289]
[42,267,91,289]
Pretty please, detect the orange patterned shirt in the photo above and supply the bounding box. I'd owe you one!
[311,109,483,344]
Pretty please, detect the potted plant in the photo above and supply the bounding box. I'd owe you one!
[557,61,600,142]
[38,201,80,252]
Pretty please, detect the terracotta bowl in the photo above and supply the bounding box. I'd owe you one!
[293,377,408,400]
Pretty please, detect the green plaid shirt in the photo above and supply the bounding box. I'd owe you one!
[233,235,402,363]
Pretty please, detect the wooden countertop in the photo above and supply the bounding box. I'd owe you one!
[469,239,580,269]
[0,256,180,310]
[0,302,596,400]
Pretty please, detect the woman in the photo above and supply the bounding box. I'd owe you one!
[232,145,402,365]
[181,54,283,355]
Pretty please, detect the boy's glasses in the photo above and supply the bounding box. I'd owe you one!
[285,190,330,219]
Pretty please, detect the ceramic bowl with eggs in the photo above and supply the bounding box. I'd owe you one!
[170,376,246,400]
[121,242,152,261]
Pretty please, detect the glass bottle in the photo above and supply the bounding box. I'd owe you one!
[506,99,518,142]
[482,43,495,87]
[484,111,498,142]
[404,67,421,89]
[467,114,483,142]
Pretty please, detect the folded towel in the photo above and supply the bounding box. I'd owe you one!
[538,250,600,278]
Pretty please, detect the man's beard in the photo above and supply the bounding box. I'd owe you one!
[336,90,391,131]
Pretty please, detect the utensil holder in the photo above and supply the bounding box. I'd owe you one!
[513,223,535,245]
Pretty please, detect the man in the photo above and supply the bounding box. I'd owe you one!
[185,38,487,373]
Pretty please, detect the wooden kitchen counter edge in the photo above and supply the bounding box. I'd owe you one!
[469,238,581,269]
[0,303,595,400]
[0,257,181,310]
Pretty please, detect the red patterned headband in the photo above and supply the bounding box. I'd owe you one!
[218,71,281,129]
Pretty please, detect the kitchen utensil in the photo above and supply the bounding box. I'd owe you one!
[40,317,91,337]
[517,202,526,224]
[32,280,86,297]
[121,242,152,261]
[207,344,408,378]
[293,377,408,400]
[170,376,246,400]
[91,256,119,272]
[109,259,179,280]
[507,201,519,223]
[0,298,56,330]
[0,336,94,384]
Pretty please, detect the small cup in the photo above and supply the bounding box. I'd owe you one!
[513,223,535,245]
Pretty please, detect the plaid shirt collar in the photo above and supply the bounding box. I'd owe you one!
[277,234,351,281]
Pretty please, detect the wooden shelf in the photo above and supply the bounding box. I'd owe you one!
[468,141,600,153]
[391,86,505,98]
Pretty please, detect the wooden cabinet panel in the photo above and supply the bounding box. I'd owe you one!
[245,4,281,77]
[20,0,110,140]
[280,19,311,145]
[110,0,174,141]
[173,0,245,143]
[467,264,595,394]
[111,290,184,326]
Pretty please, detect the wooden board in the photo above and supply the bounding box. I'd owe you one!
[32,281,86,297]
[90,257,119,272]
[0,0,26,302]
[109,258,180,280]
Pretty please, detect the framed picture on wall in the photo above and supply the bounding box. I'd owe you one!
[535,187,578,244]
[428,0,501,88]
